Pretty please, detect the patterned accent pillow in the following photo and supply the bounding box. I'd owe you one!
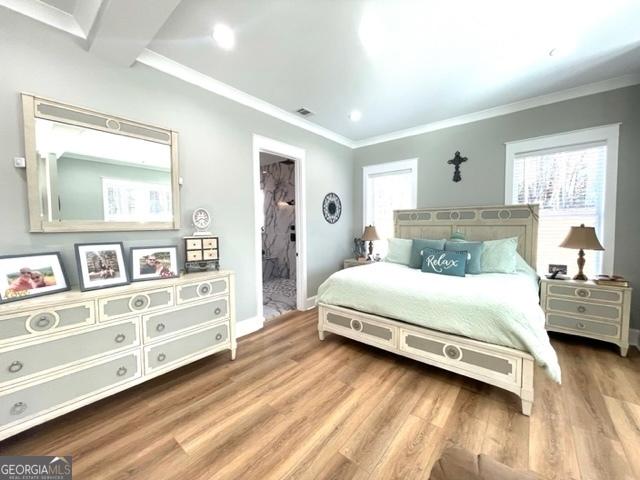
[421,248,467,277]
[481,237,518,273]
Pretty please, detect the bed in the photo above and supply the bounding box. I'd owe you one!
[317,204,560,415]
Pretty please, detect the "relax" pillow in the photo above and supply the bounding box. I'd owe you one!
[421,247,467,277]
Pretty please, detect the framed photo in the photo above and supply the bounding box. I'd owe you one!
[75,243,129,291]
[129,246,178,282]
[0,252,70,304]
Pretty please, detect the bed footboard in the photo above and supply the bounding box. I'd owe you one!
[318,303,535,416]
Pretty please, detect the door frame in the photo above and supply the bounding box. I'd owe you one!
[252,134,307,322]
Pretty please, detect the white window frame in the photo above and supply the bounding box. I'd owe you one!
[505,124,620,275]
[362,158,418,232]
[102,177,172,222]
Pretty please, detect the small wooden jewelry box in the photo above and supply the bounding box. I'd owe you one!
[184,235,220,272]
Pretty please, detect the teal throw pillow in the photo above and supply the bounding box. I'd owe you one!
[421,248,467,277]
[445,240,483,274]
[409,238,446,269]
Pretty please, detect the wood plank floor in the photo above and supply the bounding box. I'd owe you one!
[1,309,639,480]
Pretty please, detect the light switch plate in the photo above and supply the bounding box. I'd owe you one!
[14,157,26,168]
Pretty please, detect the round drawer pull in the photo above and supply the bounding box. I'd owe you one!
[10,402,27,416]
[576,289,589,298]
[214,307,222,316]
[114,333,126,343]
[156,323,166,332]
[577,306,587,314]
[157,353,167,362]
[351,320,362,331]
[130,295,149,310]
[215,333,223,341]
[116,366,128,377]
[577,322,586,330]
[8,361,23,373]
[444,345,462,360]
[36,316,51,327]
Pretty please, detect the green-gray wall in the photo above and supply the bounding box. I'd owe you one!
[354,84,640,329]
[57,157,170,221]
[0,10,353,324]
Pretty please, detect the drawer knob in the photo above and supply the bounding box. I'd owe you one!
[444,345,462,360]
[8,361,23,373]
[351,320,362,331]
[214,307,222,316]
[577,289,588,298]
[36,316,51,327]
[157,353,167,362]
[156,323,166,332]
[577,322,586,330]
[114,333,126,343]
[215,333,223,341]
[199,284,210,295]
[577,306,587,314]
[116,366,128,377]
[10,402,27,416]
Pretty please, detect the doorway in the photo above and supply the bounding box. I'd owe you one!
[253,135,307,323]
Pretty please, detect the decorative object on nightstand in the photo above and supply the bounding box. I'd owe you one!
[362,225,379,260]
[184,236,219,273]
[541,277,632,356]
[343,258,372,269]
[559,224,604,280]
[353,238,366,259]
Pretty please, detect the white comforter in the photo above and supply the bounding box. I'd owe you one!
[317,262,560,382]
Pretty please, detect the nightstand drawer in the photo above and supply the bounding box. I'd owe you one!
[547,298,621,322]
[547,284,623,304]
[546,313,620,339]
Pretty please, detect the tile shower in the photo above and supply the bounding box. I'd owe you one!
[261,158,296,319]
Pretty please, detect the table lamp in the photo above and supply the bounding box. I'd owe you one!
[362,225,379,260]
[559,224,604,280]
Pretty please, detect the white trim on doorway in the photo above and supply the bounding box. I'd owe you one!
[253,134,307,322]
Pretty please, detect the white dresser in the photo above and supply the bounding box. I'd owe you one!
[541,278,631,356]
[0,270,235,441]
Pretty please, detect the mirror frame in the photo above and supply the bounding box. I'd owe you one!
[22,93,181,233]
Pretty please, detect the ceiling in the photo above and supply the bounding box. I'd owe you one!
[3,0,640,146]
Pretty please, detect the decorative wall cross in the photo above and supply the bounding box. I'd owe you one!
[447,151,468,183]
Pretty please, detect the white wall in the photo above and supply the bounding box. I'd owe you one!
[0,10,354,324]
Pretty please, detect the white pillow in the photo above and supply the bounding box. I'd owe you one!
[480,237,518,273]
[385,238,412,266]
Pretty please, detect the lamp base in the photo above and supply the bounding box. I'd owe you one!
[572,272,589,281]
[573,248,588,281]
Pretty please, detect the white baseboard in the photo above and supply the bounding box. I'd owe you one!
[630,328,639,349]
[305,296,317,310]
[236,316,265,338]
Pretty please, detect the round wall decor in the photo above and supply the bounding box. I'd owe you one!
[322,193,342,224]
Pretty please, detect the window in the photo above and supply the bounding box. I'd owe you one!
[363,159,418,255]
[506,125,619,276]
[102,178,172,222]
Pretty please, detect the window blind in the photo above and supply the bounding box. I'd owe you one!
[511,142,607,276]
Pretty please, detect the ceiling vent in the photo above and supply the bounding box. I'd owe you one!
[295,107,314,117]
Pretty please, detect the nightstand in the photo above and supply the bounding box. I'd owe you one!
[343,258,372,269]
[540,278,632,356]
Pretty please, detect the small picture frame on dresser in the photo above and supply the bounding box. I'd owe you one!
[129,246,179,282]
[0,252,70,303]
[75,242,129,292]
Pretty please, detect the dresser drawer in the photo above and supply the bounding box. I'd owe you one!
[0,318,139,387]
[176,277,228,305]
[0,352,141,432]
[145,323,229,373]
[546,297,621,323]
[99,288,173,321]
[143,298,228,342]
[0,301,95,346]
[323,310,396,347]
[546,313,620,339]
[547,284,623,304]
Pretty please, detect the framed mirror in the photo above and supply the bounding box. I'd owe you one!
[22,94,181,232]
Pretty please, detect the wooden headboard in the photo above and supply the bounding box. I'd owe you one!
[394,204,539,267]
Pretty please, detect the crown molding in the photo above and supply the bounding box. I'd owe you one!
[352,73,640,148]
[0,0,86,38]
[136,49,355,148]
